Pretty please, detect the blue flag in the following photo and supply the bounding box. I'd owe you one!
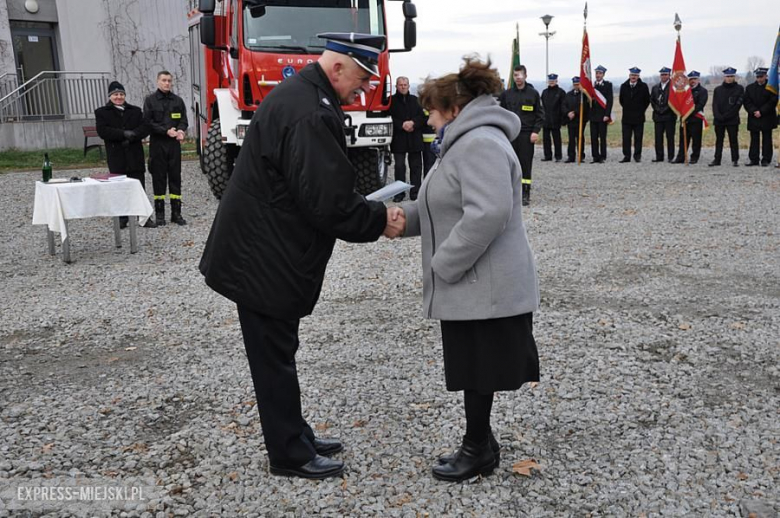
[767,25,780,101]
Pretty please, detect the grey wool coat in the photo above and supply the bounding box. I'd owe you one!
[402,94,540,321]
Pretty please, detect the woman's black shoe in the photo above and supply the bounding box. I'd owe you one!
[432,437,497,482]
[438,430,500,465]
[270,455,344,479]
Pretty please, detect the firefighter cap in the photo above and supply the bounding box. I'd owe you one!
[687,70,701,78]
[629,67,641,74]
[722,67,737,76]
[659,67,671,74]
[754,67,768,76]
[318,32,385,77]
[571,76,580,84]
[595,65,607,73]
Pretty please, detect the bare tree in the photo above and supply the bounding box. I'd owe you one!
[744,56,766,84]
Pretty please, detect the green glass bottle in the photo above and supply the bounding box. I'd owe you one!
[42,153,52,183]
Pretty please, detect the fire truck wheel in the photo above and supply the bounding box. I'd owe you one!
[202,119,237,199]
[349,147,389,196]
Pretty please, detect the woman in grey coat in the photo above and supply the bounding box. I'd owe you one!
[390,57,540,482]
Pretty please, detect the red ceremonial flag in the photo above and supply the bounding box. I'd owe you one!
[580,28,607,109]
[669,36,695,121]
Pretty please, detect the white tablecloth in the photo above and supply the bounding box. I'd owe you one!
[32,178,153,241]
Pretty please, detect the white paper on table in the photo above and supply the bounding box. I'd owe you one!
[365,180,413,202]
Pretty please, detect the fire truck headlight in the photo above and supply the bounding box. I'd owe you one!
[360,124,391,137]
[236,124,249,140]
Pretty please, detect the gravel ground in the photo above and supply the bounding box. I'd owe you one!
[0,147,778,517]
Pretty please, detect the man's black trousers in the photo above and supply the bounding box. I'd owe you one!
[654,120,676,160]
[590,121,608,161]
[237,306,317,468]
[511,131,534,185]
[542,127,562,160]
[677,119,703,161]
[621,122,644,160]
[714,125,740,163]
[567,122,587,161]
[393,152,422,198]
[748,128,774,164]
[149,138,182,198]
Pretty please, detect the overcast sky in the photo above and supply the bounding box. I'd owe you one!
[385,0,779,86]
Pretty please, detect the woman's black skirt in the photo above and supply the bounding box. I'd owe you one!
[440,312,539,393]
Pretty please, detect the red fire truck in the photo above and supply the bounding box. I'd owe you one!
[188,0,417,199]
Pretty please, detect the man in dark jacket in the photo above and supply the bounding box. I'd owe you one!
[199,33,402,480]
[541,74,566,162]
[743,67,778,166]
[563,77,589,163]
[390,76,427,201]
[499,64,544,205]
[618,67,651,163]
[143,71,188,226]
[589,65,613,163]
[673,71,709,164]
[709,67,745,167]
[650,67,677,162]
[95,81,154,228]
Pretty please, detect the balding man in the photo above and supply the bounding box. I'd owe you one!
[200,33,404,480]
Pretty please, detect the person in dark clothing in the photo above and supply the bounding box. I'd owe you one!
[743,67,778,166]
[709,67,745,167]
[390,76,427,201]
[143,71,188,226]
[95,81,155,229]
[199,33,403,480]
[650,67,677,163]
[589,65,613,163]
[541,74,566,162]
[421,108,437,176]
[498,64,544,206]
[618,67,651,163]
[563,77,589,163]
[673,71,708,164]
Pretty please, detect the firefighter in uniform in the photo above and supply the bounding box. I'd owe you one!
[618,67,651,163]
[421,108,437,176]
[143,71,188,226]
[541,74,566,162]
[673,71,708,164]
[499,64,544,206]
[563,77,589,163]
[589,65,613,163]
[744,67,778,166]
[200,33,401,480]
[650,67,677,163]
[709,67,745,167]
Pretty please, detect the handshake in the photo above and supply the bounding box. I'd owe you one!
[383,207,406,239]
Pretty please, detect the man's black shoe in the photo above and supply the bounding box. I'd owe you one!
[171,213,187,226]
[540,158,552,162]
[143,218,157,228]
[270,455,345,479]
[313,437,343,456]
[651,157,664,163]
[733,161,739,167]
[634,157,642,163]
[689,159,698,165]
[590,159,600,164]
[672,158,684,164]
[619,157,631,163]
[564,158,575,163]
[555,158,561,162]
[708,160,721,167]
[745,162,759,167]
[760,162,769,167]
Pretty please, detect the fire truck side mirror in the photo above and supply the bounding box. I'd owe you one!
[403,19,416,50]
[200,15,228,49]
[402,1,417,18]
[198,0,216,14]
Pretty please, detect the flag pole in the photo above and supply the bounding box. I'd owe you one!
[578,4,588,165]
[674,18,689,166]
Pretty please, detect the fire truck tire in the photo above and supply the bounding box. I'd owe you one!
[202,119,237,200]
[349,147,389,196]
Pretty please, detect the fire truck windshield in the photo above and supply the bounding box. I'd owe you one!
[243,0,385,53]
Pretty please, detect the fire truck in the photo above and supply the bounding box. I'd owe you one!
[188,0,417,199]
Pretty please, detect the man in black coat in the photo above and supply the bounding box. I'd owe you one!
[143,71,188,226]
[618,67,651,163]
[499,64,544,205]
[563,77,589,163]
[673,71,708,164]
[541,74,566,162]
[650,67,677,163]
[743,67,778,166]
[589,65,613,163]
[709,67,745,167]
[95,81,154,228]
[390,76,427,201]
[199,33,401,480]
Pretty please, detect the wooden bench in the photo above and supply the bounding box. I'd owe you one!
[82,126,104,159]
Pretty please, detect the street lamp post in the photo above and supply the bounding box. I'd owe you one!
[539,14,556,79]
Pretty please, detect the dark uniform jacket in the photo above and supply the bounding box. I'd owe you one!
[199,63,387,319]
[389,92,427,153]
[563,89,590,124]
[744,81,779,131]
[142,90,188,141]
[619,79,651,124]
[541,85,566,129]
[712,82,745,126]
[589,80,613,122]
[686,83,709,124]
[650,81,677,123]
[498,83,544,134]
[95,102,149,174]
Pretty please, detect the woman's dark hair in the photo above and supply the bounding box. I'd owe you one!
[418,55,503,113]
